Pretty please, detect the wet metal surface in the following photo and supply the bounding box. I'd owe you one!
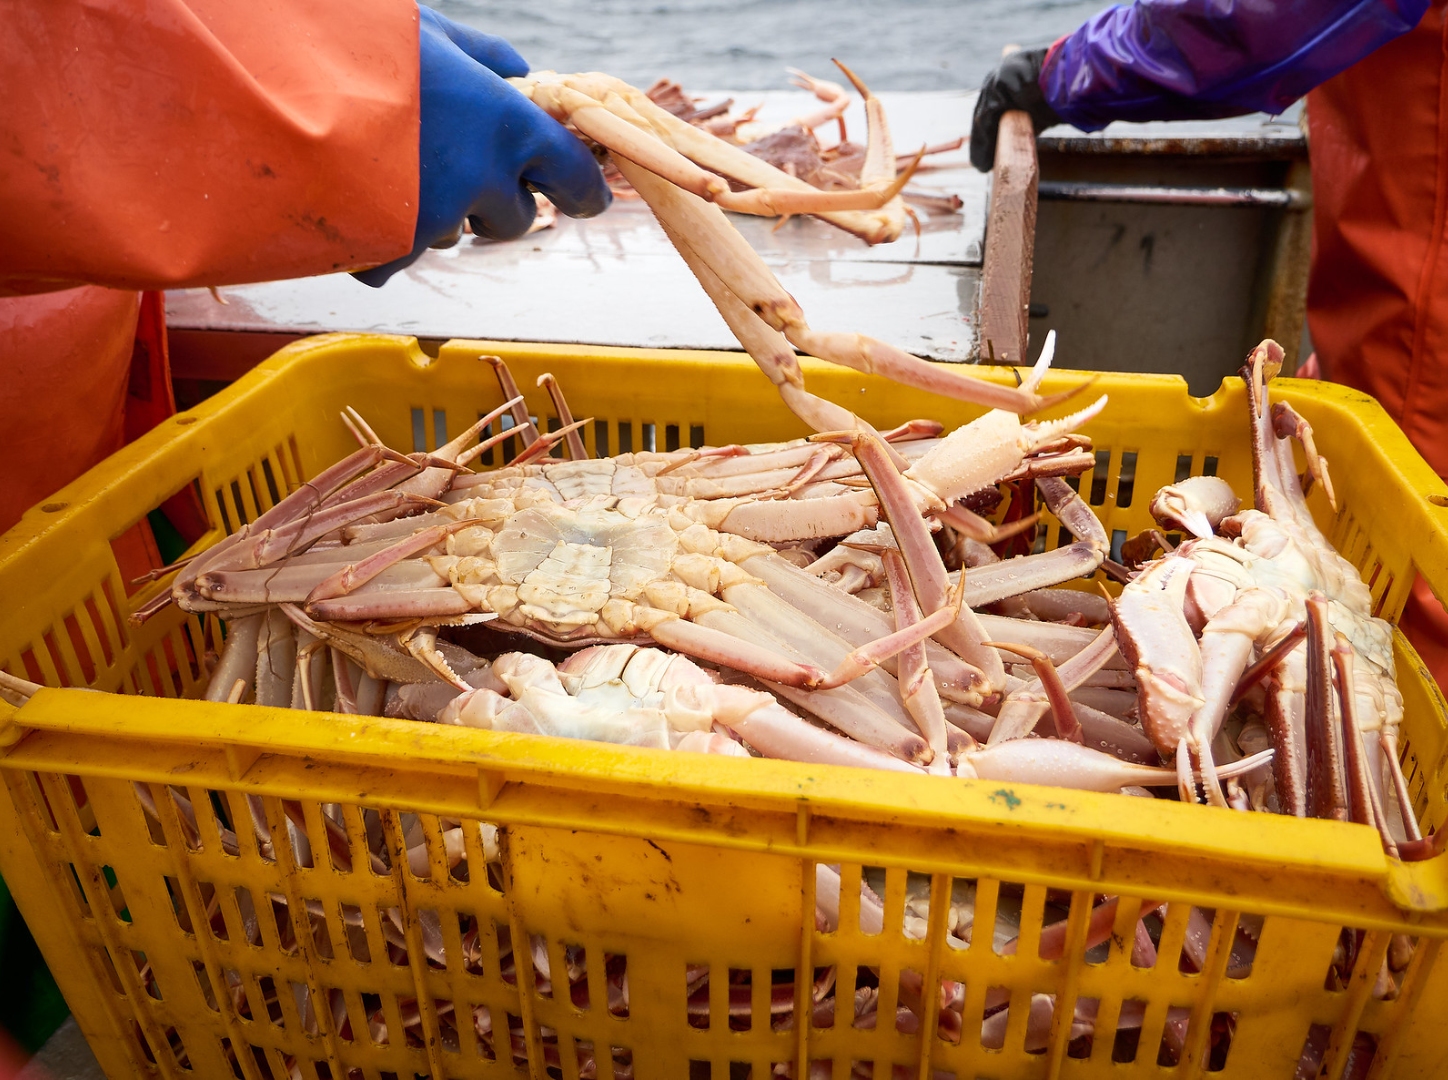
[166,97,1308,369]
[1037,108,1306,158]
[1038,181,1308,209]
[167,91,987,362]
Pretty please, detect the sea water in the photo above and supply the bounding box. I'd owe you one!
[425,0,1112,92]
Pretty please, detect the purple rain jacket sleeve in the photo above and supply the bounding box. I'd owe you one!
[1039,0,1430,130]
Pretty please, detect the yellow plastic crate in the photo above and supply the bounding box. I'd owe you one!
[2,333,1448,1080]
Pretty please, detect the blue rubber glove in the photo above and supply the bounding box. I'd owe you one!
[355,6,610,286]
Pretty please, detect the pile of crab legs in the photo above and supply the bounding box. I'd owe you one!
[92,338,1415,1074]
[64,65,1419,1073]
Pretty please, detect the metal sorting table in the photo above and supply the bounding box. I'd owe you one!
[166,90,987,372]
[166,93,1307,390]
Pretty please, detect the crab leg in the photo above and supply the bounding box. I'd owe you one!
[638,613,831,690]
[307,522,474,602]
[1271,401,1337,510]
[537,374,588,460]
[850,431,1007,686]
[483,356,541,445]
[1189,587,1289,807]
[293,634,327,712]
[975,614,1128,669]
[988,626,1117,743]
[835,61,896,193]
[1245,341,1328,542]
[323,406,521,508]
[1229,620,1307,704]
[951,478,1108,607]
[935,502,1041,545]
[615,156,1056,415]
[195,559,446,605]
[689,609,930,761]
[743,552,988,702]
[389,397,527,499]
[1068,701,1159,764]
[810,574,965,689]
[1380,732,1423,842]
[533,71,907,244]
[719,585,912,725]
[1304,593,1349,822]
[455,415,545,468]
[173,446,393,593]
[247,446,394,533]
[989,642,1082,741]
[697,689,918,773]
[960,740,1272,792]
[279,604,458,685]
[510,417,592,466]
[331,649,359,714]
[195,491,440,577]
[307,588,474,620]
[653,207,860,432]
[1264,645,1310,816]
[204,612,265,703]
[882,549,950,771]
[254,608,296,708]
[708,493,881,544]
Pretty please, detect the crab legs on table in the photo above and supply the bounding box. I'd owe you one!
[511,67,1080,432]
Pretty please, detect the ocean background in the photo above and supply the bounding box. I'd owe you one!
[424,0,1112,92]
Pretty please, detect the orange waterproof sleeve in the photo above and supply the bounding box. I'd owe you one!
[1306,0,1448,481]
[0,0,420,294]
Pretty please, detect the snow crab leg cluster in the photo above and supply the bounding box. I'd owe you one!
[156,342,1419,856]
[509,66,1081,434]
[1110,340,1419,855]
[159,349,1163,787]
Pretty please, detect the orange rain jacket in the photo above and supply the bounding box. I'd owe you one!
[0,0,419,531]
[1307,0,1448,685]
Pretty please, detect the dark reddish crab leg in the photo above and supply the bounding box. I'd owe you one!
[1304,593,1351,823]
[482,355,541,446]
[1331,630,1399,855]
[956,478,1108,609]
[986,641,1084,742]
[1229,621,1307,705]
[986,626,1118,744]
[537,373,589,460]
[1381,731,1424,843]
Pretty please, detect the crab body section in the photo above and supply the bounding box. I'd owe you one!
[438,504,729,641]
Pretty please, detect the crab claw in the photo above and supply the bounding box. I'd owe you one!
[1149,476,1240,539]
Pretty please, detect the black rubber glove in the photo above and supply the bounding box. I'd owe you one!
[969,48,1060,173]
